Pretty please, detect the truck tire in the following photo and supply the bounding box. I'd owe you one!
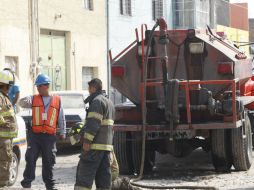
[113,131,133,174]
[247,112,254,149]
[131,132,155,174]
[211,129,232,172]
[231,112,253,171]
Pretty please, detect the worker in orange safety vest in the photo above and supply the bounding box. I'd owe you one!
[19,74,66,190]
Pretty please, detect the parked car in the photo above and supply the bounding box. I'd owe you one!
[17,91,89,147]
[8,115,27,186]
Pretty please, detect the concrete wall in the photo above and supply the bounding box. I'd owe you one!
[0,0,107,98]
[38,0,107,91]
[230,3,248,31]
[0,0,32,97]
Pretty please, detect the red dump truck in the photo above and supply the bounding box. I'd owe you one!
[109,18,254,175]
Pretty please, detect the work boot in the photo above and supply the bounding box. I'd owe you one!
[0,181,7,188]
[21,180,31,188]
[46,185,57,190]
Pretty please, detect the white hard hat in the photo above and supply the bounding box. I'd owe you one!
[0,70,14,85]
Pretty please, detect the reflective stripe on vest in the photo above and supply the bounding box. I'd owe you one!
[0,131,17,138]
[101,119,114,126]
[35,107,40,126]
[32,95,60,135]
[49,108,57,126]
[90,144,113,151]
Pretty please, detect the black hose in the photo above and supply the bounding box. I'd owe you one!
[129,183,218,190]
[130,21,159,186]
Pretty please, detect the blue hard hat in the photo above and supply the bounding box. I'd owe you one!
[34,74,51,86]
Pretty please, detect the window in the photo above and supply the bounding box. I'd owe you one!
[250,45,254,55]
[84,0,94,11]
[120,0,132,16]
[152,0,164,20]
[173,0,209,29]
[82,67,98,90]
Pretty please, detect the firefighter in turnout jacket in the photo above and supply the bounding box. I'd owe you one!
[75,78,115,190]
[0,70,17,187]
[20,74,66,190]
[69,122,119,181]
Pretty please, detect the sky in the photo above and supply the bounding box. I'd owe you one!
[230,0,254,18]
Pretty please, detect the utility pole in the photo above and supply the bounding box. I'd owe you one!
[29,0,39,93]
[106,0,111,98]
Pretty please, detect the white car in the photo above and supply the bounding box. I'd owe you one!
[8,115,27,186]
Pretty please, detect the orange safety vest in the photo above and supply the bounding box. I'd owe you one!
[32,95,60,135]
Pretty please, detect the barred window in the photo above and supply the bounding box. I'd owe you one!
[152,0,164,20]
[120,0,132,16]
[84,0,94,11]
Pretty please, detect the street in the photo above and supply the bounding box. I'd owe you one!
[6,147,254,190]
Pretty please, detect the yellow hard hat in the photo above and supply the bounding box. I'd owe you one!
[0,70,14,85]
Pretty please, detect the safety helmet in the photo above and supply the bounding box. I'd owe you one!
[34,74,51,86]
[69,122,84,145]
[0,70,14,85]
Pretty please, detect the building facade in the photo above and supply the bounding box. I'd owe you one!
[0,0,107,98]
[108,0,172,103]
[38,0,107,91]
[108,0,172,56]
[0,0,31,97]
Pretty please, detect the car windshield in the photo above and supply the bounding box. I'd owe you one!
[59,94,85,109]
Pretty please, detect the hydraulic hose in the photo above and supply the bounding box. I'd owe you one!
[130,20,159,185]
[129,183,218,190]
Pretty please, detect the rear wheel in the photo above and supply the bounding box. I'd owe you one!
[211,129,232,172]
[131,132,155,174]
[247,112,254,149]
[231,112,253,171]
[113,131,133,174]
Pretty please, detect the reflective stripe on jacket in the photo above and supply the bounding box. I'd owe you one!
[83,92,115,151]
[32,95,60,135]
[0,91,17,138]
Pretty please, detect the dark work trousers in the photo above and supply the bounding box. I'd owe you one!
[75,150,111,190]
[21,132,57,190]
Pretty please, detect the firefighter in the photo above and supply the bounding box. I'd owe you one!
[69,122,119,181]
[19,74,66,190]
[0,70,18,187]
[74,78,115,190]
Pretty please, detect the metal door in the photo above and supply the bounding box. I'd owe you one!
[39,33,66,91]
